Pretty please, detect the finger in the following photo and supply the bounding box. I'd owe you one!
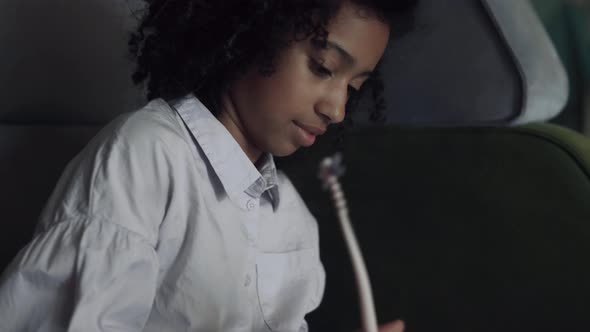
[379,319,405,332]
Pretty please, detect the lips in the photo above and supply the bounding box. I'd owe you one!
[293,121,326,136]
[293,121,326,147]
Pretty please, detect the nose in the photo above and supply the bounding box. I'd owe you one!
[315,85,347,125]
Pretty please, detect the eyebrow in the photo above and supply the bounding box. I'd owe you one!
[324,40,373,78]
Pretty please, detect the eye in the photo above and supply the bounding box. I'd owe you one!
[309,58,333,78]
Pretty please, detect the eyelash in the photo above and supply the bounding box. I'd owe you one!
[309,58,333,78]
[309,58,360,98]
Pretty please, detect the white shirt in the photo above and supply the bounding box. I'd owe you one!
[0,94,325,331]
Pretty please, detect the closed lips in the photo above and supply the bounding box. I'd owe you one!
[294,121,326,136]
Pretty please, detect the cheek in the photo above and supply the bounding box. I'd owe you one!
[265,50,316,105]
[252,72,312,124]
[236,78,292,148]
[236,50,318,148]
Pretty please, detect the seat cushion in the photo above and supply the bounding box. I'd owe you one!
[277,123,590,331]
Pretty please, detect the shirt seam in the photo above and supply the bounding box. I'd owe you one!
[37,213,157,248]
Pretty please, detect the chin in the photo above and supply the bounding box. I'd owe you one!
[268,143,300,157]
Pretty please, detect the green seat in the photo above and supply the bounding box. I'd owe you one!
[277,123,590,331]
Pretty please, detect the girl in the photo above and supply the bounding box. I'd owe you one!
[0,0,416,331]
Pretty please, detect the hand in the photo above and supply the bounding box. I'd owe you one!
[356,319,405,332]
[378,320,405,332]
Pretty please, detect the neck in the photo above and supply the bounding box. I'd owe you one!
[216,92,263,164]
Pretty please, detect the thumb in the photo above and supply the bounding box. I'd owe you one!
[379,320,405,332]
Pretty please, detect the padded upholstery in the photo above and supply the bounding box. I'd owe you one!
[277,123,590,331]
[0,0,145,125]
[350,0,567,127]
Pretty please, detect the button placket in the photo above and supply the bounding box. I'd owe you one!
[242,202,259,245]
[246,199,257,211]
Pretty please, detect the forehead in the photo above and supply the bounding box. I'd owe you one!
[324,3,391,69]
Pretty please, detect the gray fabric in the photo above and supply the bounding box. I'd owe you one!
[484,0,568,125]
[350,0,567,127]
[0,0,145,125]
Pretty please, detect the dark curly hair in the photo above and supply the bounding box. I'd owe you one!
[128,0,416,124]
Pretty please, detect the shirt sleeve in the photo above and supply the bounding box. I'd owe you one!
[0,111,178,331]
[0,217,159,331]
[299,319,309,332]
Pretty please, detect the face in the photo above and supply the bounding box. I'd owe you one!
[217,1,391,162]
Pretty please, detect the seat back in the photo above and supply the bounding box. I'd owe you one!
[351,0,568,127]
[278,123,590,331]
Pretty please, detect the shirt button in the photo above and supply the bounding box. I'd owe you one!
[244,274,251,287]
[246,199,256,211]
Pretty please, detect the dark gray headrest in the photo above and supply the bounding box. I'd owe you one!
[351,0,568,127]
[0,0,146,125]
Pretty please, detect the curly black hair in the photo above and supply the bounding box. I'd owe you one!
[128,0,416,124]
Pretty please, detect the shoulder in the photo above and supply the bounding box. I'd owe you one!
[104,98,189,153]
[75,98,196,172]
[39,99,193,242]
[55,98,195,205]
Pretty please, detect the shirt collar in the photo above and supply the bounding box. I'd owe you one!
[170,94,280,210]
[247,152,280,209]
